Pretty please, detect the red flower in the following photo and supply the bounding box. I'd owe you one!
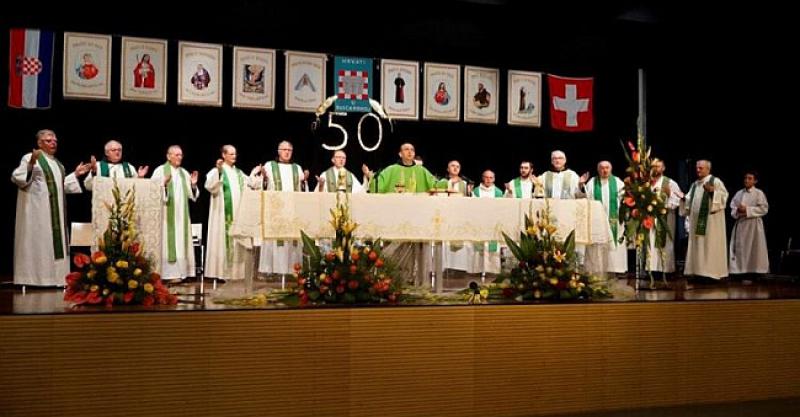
[86,291,103,305]
[368,251,378,261]
[374,259,384,268]
[105,295,115,307]
[293,262,302,272]
[627,141,635,151]
[332,270,341,280]
[348,280,359,290]
[65,291,87,304]
[130,242,140,255]
[168,295,178,305]
[643,216,654,230]
[336,285,345,294]
[142,296,154,306]
[631,209,640,219]
[150,272,161,283]
[66,272,82,286]
[325,252,336,262]
[73,253,90,268]
[632,151,640,162]
[124,292,134,303]
[349,265,358,274]
[351,252,360,261]
[624,196,636,207]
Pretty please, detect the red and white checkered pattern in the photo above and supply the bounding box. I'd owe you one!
[337,70,369,100]
[19,56,43,76]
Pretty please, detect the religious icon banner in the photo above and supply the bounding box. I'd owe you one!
[63,32,111,101]
[381,59,419,120]
[507,70,542,127]
[285,50,327,113]
[178,41,223,107]
[464,65,499,124]
[232,46,275,110]
[121,37,168,103]
[423,62,460,122]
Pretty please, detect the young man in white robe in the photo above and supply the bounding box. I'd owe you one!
[505,161,536,198]
[582,161,627,274]
[84,140,149,191]
[250,140,306,275]
[316,150,366,193]
[542,150,588,199]
[204,145,260,281]
[11,129,91,286]
[729,171,769,278]
[150,145,200,280]
[647,158,683,275]
[469,170,505,275]
[680,160,729,282]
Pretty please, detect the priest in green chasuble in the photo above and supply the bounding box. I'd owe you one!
[369,143,436,193]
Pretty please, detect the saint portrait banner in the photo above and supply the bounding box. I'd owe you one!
[423,62,460,122]
[63,32,111,101]
[507,70,542,127]
[464,65,499,124]
[232,46,275,110]
[121,37,168,103]
[380,59,418,120]
[177,41,223,107]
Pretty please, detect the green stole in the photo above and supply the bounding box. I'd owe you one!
[222,166,244,263]
[544,171,573,199]
[473,185,503,198]
[163,163,191,263]
[269,161,301,191]
[99,161,133,178]
[324,167,353,192]
[437,178,467,195]
[592,177,619,243]
[511,177,528,198]
[37,153,67,260]
[687,176,715,236]
[472,185,501,252]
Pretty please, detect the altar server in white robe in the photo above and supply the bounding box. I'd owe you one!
[680,160,729,280]
[647,158,683,274]
[250,140,306,274]
[729,171,769,275]
[151,145,199,280]
[11,129,91,286]
[583,161,627,274]
[316,150,366,193]
[469,170,505,274]
[542,150,588,199]
[437,160,471,272]
[84,139,149,191]
[505,161,536,198]
[204,145,260,281]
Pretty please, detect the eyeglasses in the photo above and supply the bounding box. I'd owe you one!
[278,148,293,152]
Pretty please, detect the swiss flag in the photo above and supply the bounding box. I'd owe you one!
[548,74,593,132]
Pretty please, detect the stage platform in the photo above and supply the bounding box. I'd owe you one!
[2,277,800,417]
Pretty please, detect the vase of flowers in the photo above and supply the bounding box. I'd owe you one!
[64,180,177,307]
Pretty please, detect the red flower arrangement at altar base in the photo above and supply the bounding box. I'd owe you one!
[64,181,177,306]
[286,192,402,306]
[618,134,671,285]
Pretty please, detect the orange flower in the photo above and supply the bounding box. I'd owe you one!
[91,251,107,265]
[142,296,154,307]
[73,253,90,268]
[632,151,640,162]
[643,216,654,229]
[624,196,636,207]
[66,271,82,285]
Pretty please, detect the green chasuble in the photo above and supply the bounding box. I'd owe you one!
[372,163,437,193]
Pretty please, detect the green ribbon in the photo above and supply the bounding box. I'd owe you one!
[593,177,619,243]
[37,153,66,260]
[544,171,573,198]
[513,177,523,198]
[164,163,191,263]
[472,185,501,252]
[269,161,301,191]
[324,167,353,192]
[99,161,133,178]
[222,166,244,263]
[688,176,715,236]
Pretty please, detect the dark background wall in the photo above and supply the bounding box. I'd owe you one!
[0,1,793,276]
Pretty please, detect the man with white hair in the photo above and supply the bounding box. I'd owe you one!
[542,150,588,199]
[470,170,504,274]
[150,145,199,280]
[11,129,91,286]
[680,160,729,281]
[84,139,149,190]
[583,161,627,274]
[250,140,306,275]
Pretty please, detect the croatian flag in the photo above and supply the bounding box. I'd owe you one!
[8,28,54,109]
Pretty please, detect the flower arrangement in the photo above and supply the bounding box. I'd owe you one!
[618,134,671,283]
[287,193,401,305]
[64,181,177,307]
[493,203,609,301]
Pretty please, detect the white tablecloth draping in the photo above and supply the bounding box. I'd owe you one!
[230,191,611,245]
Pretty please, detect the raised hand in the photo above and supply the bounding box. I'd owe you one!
[89,155,97,174]
[190,170,199,186]
[579,172,590,184]
[361,163,372,178]
[137,165,149,177]
[703,182,715,193]
[216,159,224,171]
[29,148,42,166]
[75,162,92,177]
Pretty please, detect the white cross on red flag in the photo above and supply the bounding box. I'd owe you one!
[548,74,593,132]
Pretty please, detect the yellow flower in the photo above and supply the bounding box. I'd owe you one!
[479,289,489,298]
[115,260,129,269]
[106,266,116,274]
[660,208,667,215]
[569,281,578,288]
[526,225,539,236]
[128,280,139,290]
[87,270,97,279]
[549,278,559,286]
[341,221,358,234]
[534,290,542,299]
[93,256,107,265]
[546,225,557,236]
[102,289,109,296]
[647,205,653,212]
[553,250,566,263]
[90,285,99,292]
[133,268,142,277]
[143,283,154,293]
